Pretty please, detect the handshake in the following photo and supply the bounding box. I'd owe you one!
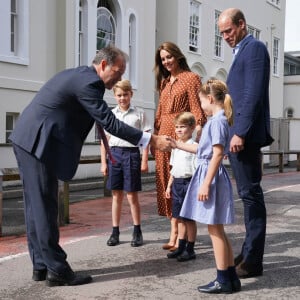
[150,135,177,154]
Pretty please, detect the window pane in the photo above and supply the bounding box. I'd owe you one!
[6,115,13,129]
[214,10,222,57]
[189,0,200,52]
[11,0,16,13]
[97,8,115,50]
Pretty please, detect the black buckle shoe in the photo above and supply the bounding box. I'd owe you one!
[46,270,92,287]
[198,280,233,294]
[107,234,120,246]
[32,269,47,281]
[131,231,143,247]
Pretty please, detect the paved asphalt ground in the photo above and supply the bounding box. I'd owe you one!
[0,168,299,299]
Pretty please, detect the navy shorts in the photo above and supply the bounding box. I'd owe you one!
[106,147,141,192]
[171,177,192,218]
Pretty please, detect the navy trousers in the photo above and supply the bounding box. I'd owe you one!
[12,144,70,274]
[229,145,266,265]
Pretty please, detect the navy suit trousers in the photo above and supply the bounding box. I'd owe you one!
[12,144,70,274]
[229,145,266,265]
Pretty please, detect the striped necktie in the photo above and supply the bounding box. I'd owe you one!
[96,124,116,164]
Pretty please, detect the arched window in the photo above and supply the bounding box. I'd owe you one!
[97,4,116,50]
[191,62,206,82]
[129,13,137,86]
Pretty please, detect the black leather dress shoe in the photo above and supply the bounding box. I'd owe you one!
[46,270,92,287]
[32,269,47,281]
[198,280,232,294]
[231,279,241,292]
[107,234,120,246]
[131,231,143,247]
[236,261,263,278]
[234,254,244,266]
[177,250,196,262]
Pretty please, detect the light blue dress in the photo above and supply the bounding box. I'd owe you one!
[180,110,234,224]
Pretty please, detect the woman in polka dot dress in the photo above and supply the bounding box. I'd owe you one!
[152,42,206,250]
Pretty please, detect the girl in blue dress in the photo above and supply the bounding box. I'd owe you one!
[171,79,241,294]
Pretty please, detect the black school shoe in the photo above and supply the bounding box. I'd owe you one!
[131,231,143,247]
[107,234,120,246]
[177,250,196,262]
[232,278,242,292]
[46,270,92,287]
[198,280,233,294]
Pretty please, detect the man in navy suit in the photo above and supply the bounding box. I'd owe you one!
[218,8,273,278]
[9,45,172,286]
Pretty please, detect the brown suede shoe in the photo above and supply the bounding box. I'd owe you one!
[162,243,175,250]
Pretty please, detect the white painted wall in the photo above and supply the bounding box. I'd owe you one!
[0,0,294,179]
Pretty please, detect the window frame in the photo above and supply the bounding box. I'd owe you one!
[128,13,137,88]
[5,112,19,143]
[0,0,29,65]
[214,10,223,59]
[189,0,201,53]
[272,37,280,76]
[96,7,116,50]
[247,25,261,40]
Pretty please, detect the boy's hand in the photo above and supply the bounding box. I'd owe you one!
[165,187,171,199]
[150,145,156,157]
[141,161,149,173]
[101,163,108,176]
[169,138,177,149]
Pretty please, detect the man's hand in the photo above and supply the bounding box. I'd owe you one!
[150,134,172,152]
[230,134,245,153]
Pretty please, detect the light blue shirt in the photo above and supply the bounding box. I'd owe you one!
[233,34,251,60]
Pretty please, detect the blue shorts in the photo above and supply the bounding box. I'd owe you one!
[106,147,142,192]
[171,177,192,218]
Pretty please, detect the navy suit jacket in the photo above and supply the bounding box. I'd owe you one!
[227,35,273,147]
[10,66,143,181]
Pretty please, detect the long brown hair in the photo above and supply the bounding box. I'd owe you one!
[154,42,190,91]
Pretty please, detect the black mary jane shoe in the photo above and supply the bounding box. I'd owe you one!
[197,280,232,294]
[46,270,92,287]
[32,269,47,281]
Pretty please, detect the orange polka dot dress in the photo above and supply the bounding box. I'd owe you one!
[154,71,206,217]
